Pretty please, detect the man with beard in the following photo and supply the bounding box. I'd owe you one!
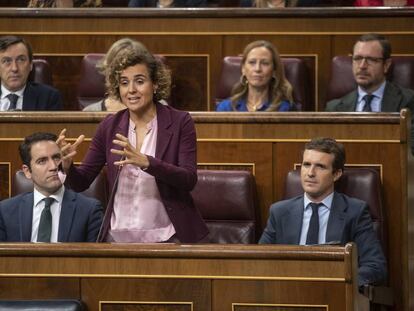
[326,33,414,153]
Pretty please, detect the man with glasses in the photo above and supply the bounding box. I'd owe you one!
[326,33,414,154]
[326,33,414,114]
[0,36,63,111]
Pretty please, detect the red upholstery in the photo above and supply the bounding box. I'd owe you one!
[77,53,167,110]
[215,56,311,111]
[28,59,54,86]
[284,168,386,252]
[11,168,258,244]
[191,169,258,243]
[12,169,109,210]
[326,55,414,104]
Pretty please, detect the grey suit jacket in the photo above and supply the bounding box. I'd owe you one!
[0,189,103,242]
[325,81,414,154]
[325,81,414,113]
[259,192,387,287]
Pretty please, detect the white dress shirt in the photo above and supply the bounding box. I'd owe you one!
[355,81,386,112]
[0,84,25,111]
[31,186,64,243]
[299,192,334,245]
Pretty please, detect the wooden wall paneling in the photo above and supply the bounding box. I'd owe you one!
[82,278,210,311]
[0,278,80,299]
[212,280,344,311]
[0,162,10,201]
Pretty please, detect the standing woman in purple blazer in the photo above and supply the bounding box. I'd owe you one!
[58,39,208,243]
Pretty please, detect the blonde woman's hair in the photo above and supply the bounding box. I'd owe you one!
[230,40,293,111]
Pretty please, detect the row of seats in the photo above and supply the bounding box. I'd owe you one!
[12,167,384,247]
[30,54,414,111]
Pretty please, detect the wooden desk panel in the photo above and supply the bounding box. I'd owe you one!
[0,243,358,311]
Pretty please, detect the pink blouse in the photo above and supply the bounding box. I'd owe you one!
[109,117,176,242]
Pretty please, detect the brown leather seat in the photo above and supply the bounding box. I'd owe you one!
[191,169,259,243]
[284,167,392,308]
[326,55,414,105]
[12,169,109,211]
[28,59,54,86]
[77,53,107,110]
[215,56,311,111]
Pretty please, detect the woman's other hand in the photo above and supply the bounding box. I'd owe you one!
[111,133,150,169]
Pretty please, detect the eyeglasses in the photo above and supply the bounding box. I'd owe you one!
[352,56,384,65]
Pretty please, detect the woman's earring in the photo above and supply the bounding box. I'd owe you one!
[240,75,248,86]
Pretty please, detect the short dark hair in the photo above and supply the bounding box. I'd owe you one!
[354,33,391,60]
[19,132,57,168]
[304,137,345,172]
[0,35,33,62]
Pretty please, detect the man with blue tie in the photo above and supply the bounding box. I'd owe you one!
[325,33,414,154]
[259,137,387,288]
[0,132,103,242]
[0,36,63,111]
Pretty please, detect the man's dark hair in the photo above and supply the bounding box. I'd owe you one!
[0,35,33,62]
[19,132,57,168]
[304,137,345,172]
[354,33,392,60]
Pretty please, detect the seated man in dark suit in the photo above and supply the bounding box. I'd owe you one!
[259,137,387,288]
[0,36,63,111]
[325,33,414,153]
[0,132,103,242]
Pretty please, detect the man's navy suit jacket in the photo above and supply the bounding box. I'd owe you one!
[1,82,63,111]
[259,192,387,287]
[0,189,103,242]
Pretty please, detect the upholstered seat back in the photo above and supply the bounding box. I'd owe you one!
[326,55,414,104]
[215,56,311,111]
[77,53,107,110]
[12,169,109,210]
[191,170,258,243]
[28,59,54,86]
[284,168,386,250]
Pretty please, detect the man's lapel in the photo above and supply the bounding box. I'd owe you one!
[326,192,346,243]
[341,90,358,111]
[22,83,37,111]
[19,193,34,242]
[282,197,304,244]
[381,82,401,112]
[58,190,76,242]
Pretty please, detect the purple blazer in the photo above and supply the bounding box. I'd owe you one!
[66,103,208,243]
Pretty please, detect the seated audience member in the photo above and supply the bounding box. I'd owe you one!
[325,33,414,153]
[216,40,295,112]
[128,0,206,7]
[27,0,102,7]
[259,137,387,288]
[240,0,330,7]
[83,38,143,112]
[58,38,208,243]
[354,0,414,6]
[0,132,103,242]
[0,36,63,111]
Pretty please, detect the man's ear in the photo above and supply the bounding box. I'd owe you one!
[22,164,32,180]
[333,169,343,182]
[384,58,392,75]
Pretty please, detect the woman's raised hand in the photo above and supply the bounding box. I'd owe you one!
[56,129,85,172]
